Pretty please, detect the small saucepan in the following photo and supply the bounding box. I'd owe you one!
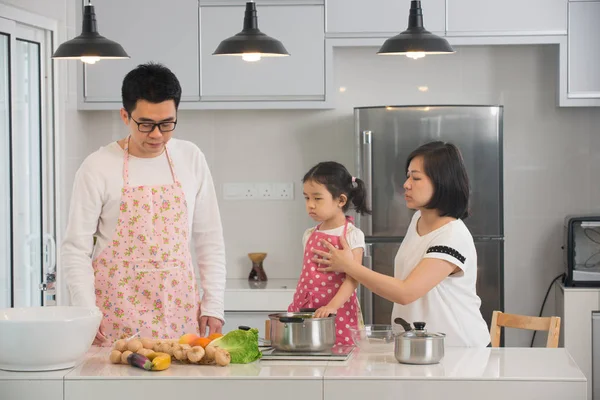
[393,317,445,365]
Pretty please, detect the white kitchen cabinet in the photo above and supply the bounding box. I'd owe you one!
[199,2,325,101]
[325,0,445,36]
[79,0,200,106]
[565,1,600,102]
[555,284,600,400]
[1,381,63,400]
[446,0,567,35]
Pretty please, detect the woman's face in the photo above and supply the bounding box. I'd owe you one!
[403,156,434,210]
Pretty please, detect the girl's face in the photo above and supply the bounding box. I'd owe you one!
[303,180,347,222]
[403,156,435,210]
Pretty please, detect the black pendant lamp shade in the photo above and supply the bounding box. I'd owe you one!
[378,0,454,59]
[52,1,129,64]
[213,1,289,62]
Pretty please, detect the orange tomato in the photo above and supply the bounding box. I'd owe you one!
[208,333,224,341]
[191,337,212,348]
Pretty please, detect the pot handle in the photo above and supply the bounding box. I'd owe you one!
[300,308,335,317]
[238,325,251,331]
[279,316,305,323]
[394,317,413,332]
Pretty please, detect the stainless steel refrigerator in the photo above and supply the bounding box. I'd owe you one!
[355,105,504,329]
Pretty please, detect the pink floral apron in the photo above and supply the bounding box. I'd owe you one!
[288,218,360,345]
[92,138,200,345]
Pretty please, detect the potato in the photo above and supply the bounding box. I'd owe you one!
[114,339,127,352]
[127,339,143,353]
[173,348,187,362]
[120,350,133,364]
[187,346,205,363]
[137,348,153,357]
[140,338,155,349]
[204,345,216,361]
[109,350,122,364]
[157,342,173,355]
[215,348,231,367]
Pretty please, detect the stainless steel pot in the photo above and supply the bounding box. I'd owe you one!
[268,310,335,352]
[394,318,445,365]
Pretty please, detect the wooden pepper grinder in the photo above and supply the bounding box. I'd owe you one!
[248,252,268,282]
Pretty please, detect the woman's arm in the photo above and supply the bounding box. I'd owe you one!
[314,236,455,305]
[314,248,362,318]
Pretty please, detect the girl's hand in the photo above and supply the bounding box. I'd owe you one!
[312,235,355,274]
[314,305,337,319]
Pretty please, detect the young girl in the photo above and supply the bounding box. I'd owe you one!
[312,142,490,347]
[288,161,371,346]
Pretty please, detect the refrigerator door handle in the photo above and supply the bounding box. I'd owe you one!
[360,243,374,325]
[358,130,373,236]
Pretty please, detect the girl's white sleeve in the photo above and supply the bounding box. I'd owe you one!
[302,228,314,249]
[346,226,366,250]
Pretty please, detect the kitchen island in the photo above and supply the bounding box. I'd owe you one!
[0,346,586,400]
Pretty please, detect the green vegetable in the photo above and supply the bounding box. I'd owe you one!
[127,353,153,370]
[207,328,262,364]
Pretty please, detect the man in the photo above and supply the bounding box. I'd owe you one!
[61,63,226,345]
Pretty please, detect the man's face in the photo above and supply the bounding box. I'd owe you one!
[120,99,177,158]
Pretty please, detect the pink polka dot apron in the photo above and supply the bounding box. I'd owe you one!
[288,218,361,346]
[92,138,200,345]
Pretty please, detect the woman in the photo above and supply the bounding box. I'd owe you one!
[312,141,490,347]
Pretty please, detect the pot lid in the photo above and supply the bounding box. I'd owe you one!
[397,322,445,339]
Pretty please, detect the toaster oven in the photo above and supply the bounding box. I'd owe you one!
[564,215,600,287]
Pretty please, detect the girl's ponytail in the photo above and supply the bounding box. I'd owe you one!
[350,177,371,216]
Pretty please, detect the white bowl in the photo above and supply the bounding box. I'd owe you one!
[0,306,102,371]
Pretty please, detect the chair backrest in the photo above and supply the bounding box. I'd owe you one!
[489,310,561,348]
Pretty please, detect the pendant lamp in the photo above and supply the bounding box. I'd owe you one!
[52,0,129,64]
[378,0,454,60]
[213,1,289,62]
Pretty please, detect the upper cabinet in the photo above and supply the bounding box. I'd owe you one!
[326,0,445,36]
[562,1,600,105]
[79,0,327,109]
[80,0,200,105]
[446,0,567,35]
[199,2,325,101]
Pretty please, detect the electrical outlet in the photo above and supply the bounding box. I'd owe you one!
[223,183,243,200]
[273,183,294,200]
[223,183,257,200]
[243,184,257,199]
[256,183,274,199]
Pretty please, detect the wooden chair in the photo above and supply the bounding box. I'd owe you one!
[489,310,561,348]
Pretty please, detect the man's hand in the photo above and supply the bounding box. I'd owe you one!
[199,315,224,337]
[92,327,108,346]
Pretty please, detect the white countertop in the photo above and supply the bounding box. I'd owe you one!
[325,347,586,382]
[3,346,584,383]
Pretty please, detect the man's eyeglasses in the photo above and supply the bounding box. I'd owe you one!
[130,116,177,133]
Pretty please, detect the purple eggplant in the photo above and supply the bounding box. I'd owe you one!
[127,353,153,371]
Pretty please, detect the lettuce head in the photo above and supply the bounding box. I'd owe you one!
[207,328,262,364]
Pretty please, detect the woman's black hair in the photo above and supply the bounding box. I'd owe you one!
[303,161,371,215]
[405,141,470,219]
